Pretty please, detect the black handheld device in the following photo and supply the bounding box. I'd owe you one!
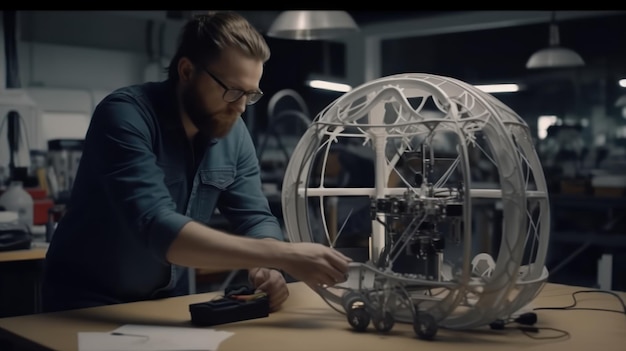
[189,286,269,326]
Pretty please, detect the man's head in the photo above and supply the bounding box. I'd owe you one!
[168,11,271,139]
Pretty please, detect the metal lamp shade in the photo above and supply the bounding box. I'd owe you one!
[526,46,585,69]
[526,21,585,69]
[267,11,359,40]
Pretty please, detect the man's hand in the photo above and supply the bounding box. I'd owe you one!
[248,267,288,312]
[280,242,352,288]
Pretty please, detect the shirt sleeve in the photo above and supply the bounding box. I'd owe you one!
[87,94,191,263]
[216,120,284,241]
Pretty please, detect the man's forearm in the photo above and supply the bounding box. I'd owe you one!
[165,220,291,271]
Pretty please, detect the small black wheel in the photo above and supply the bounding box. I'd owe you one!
[373,311,395,333]
[413,312,437,340]
[347,307,371,332]
[341,291,365,311]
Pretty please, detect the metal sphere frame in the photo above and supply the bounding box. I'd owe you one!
[281,73,550,339]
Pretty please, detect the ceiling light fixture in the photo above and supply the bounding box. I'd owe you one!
[306,78,352,93]
[474,83,521,93]
[526,11,585,69]
[266,11,359,40]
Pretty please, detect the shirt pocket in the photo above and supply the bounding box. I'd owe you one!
[199,168,235,190]
[193,168,235,223]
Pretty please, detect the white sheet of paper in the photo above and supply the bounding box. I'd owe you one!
[77,324,234,351]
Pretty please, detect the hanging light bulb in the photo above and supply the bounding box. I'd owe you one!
[526,11,585,69]
[267,11,359,40]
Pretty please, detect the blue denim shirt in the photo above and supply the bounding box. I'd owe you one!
[42,80,282,310]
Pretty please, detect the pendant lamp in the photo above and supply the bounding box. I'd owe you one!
[267,11,359,40]
[526,11,585,69]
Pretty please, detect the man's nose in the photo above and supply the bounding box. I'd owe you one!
[231,96,247,114]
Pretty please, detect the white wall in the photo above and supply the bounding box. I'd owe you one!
[0,11,178,154]
[0,10,170,183]
[0,12,182,175]
[8,41,153,151]
[21,42,147,91]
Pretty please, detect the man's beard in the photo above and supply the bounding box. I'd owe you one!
[182,84,237,139]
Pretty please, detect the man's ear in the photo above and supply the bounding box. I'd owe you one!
[178,57,195,82]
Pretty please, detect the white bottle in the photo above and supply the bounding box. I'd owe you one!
[0,180,33,231]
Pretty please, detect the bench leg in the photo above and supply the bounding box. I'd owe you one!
[597,253,613,290]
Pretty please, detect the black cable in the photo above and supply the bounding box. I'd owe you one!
[533,289,626,316]
[491,312,570,340]
[4,11,21,88]
[518,326,570,340]
[505,289,626,340]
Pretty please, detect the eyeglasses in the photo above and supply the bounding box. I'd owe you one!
[200,67,264,105]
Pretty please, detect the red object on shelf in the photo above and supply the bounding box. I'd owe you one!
[26,187,55,225]
[33,199,54,225]
[25,187,47,200]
